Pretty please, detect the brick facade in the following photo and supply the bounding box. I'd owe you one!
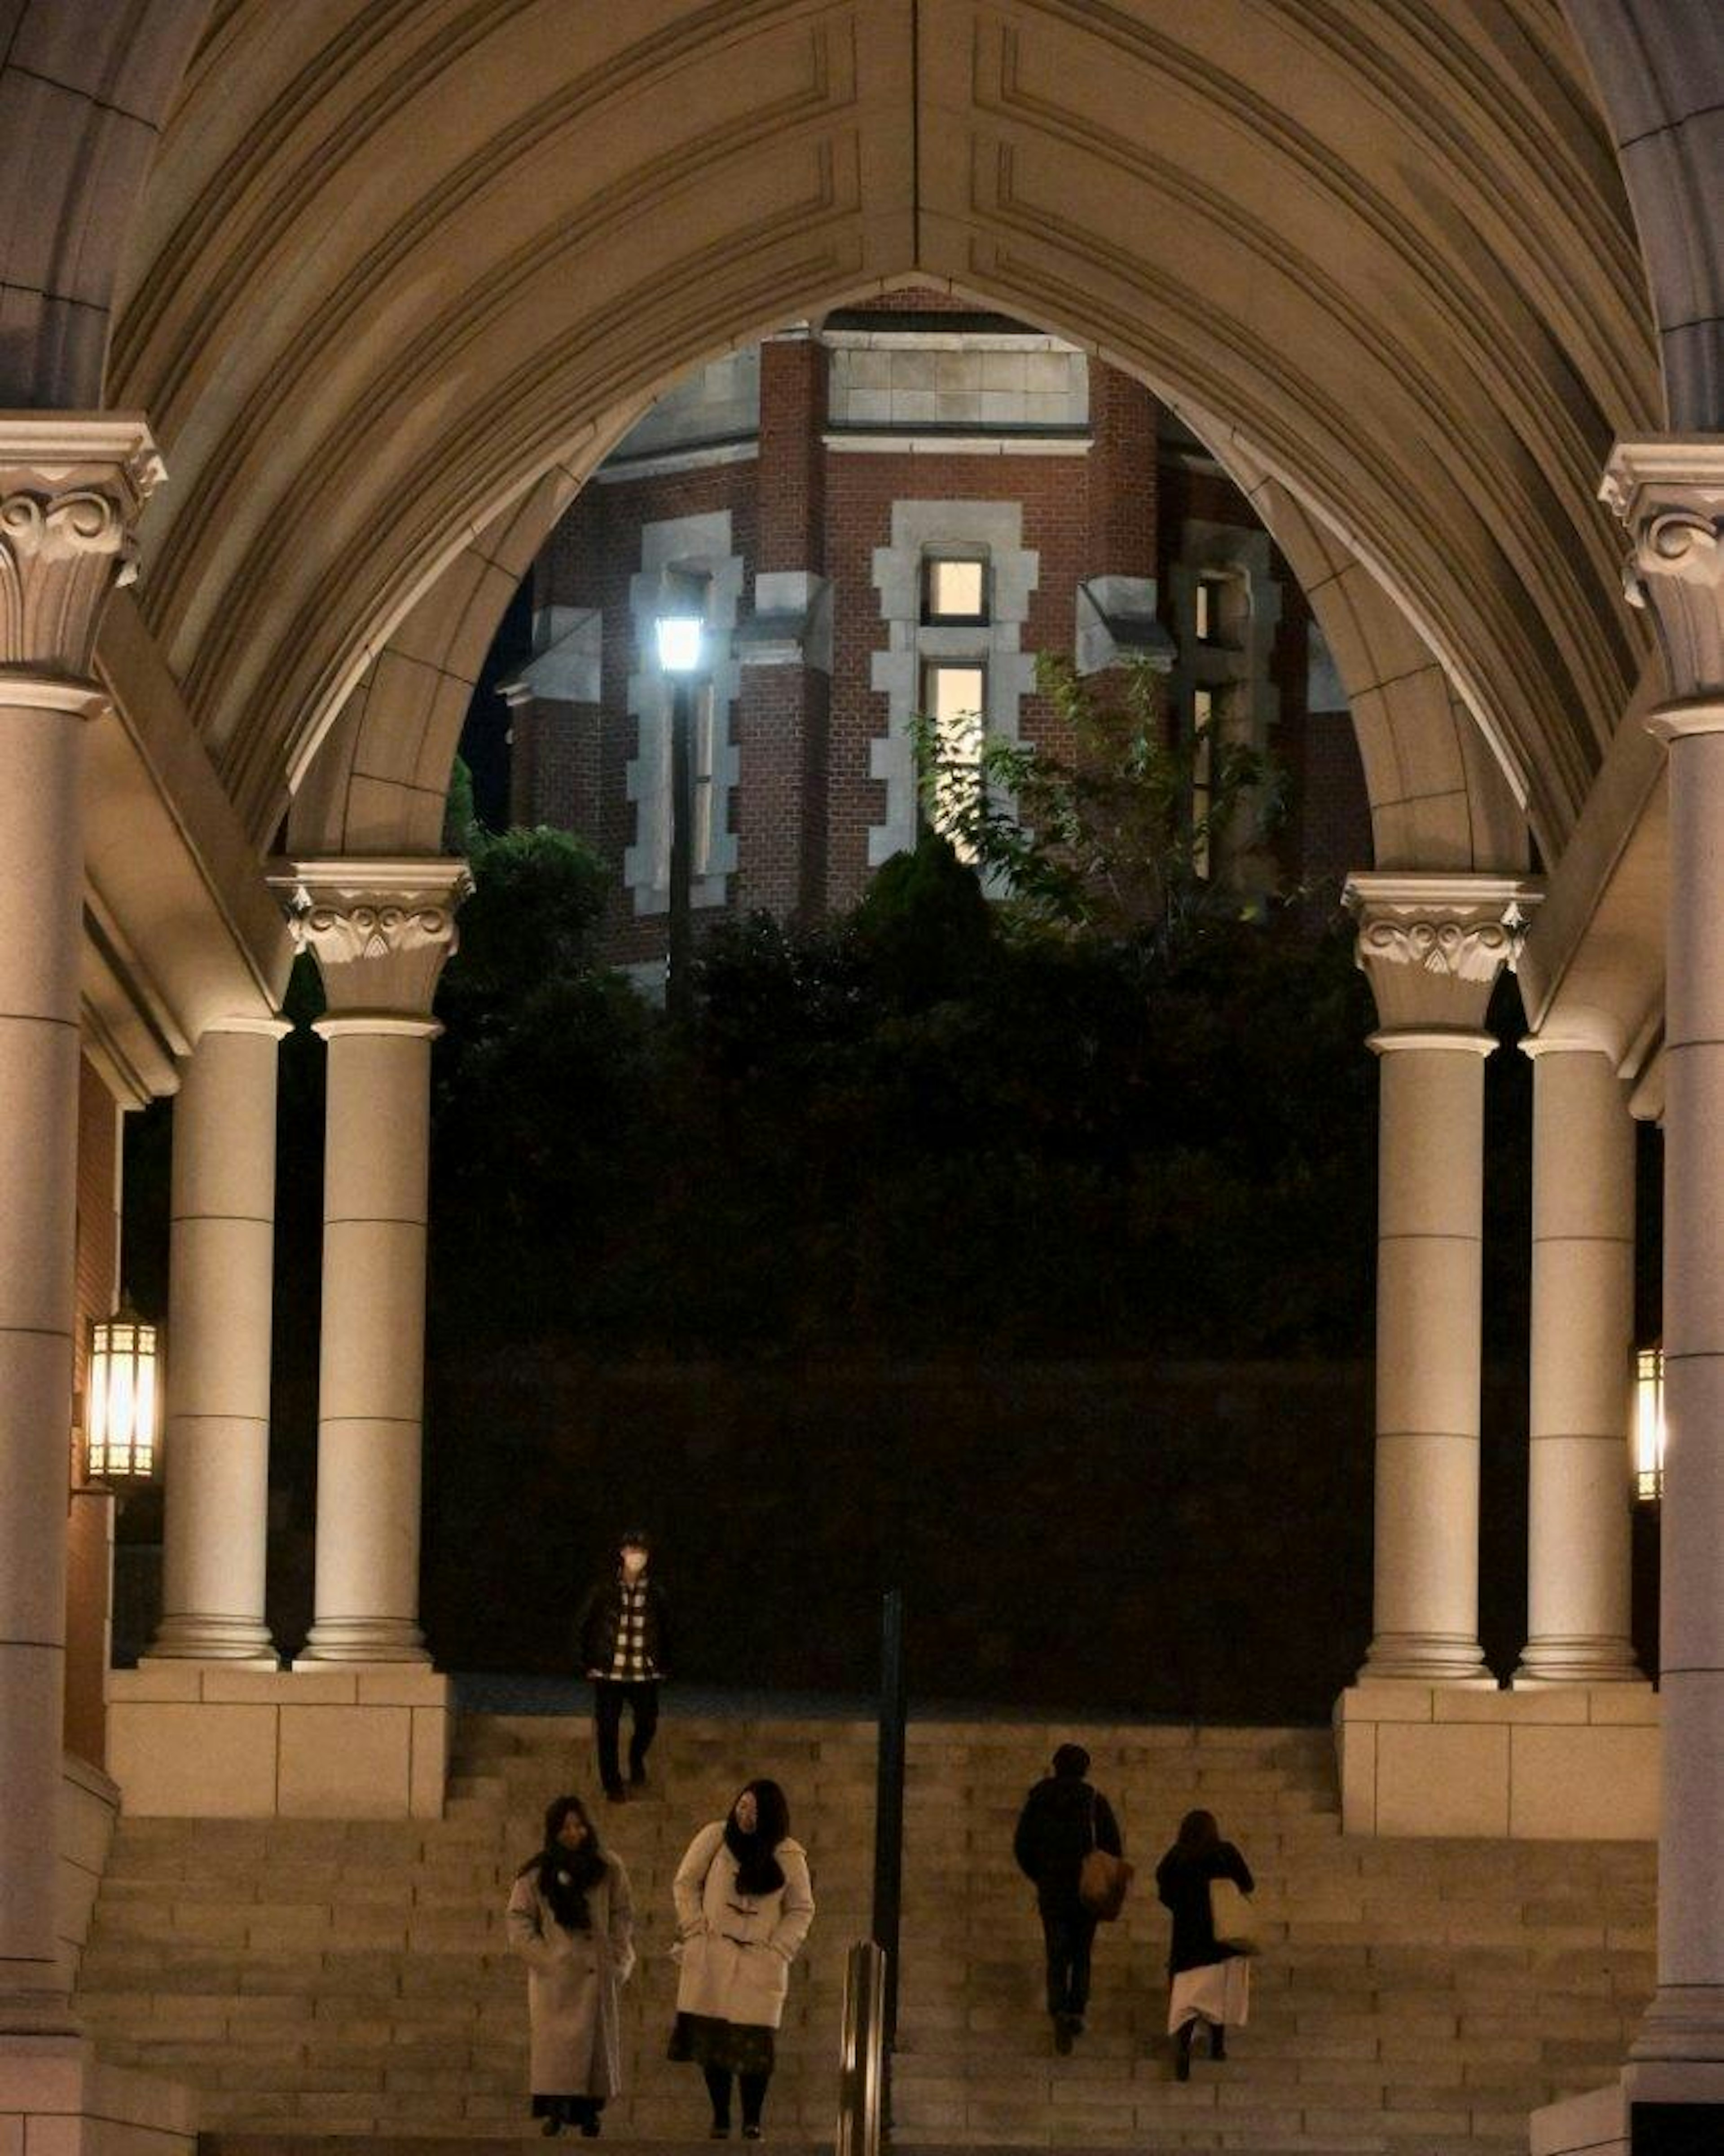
[503,300,1370,967]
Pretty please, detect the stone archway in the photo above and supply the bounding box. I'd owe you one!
[103,0,1657,857]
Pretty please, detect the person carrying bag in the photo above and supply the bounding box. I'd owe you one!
[1154,1808,1257,2081]
[1012,1743,1126,2055]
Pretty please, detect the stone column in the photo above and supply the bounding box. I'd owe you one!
[149,1020,293,1664]
[274,860,469,1664]
[0,418,160,2030]
[1347,872,1538,1684]
[1514,1040,1639,1684]
[1603,441,1724,2070]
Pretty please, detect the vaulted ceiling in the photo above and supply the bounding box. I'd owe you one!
[75,0,1668,855]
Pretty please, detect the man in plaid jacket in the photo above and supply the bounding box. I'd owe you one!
[577,1529,672,1802]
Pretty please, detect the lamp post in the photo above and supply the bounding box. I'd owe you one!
[654,569,708,1026]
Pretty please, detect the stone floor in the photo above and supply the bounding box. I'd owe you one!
[75,1710,1654,2153]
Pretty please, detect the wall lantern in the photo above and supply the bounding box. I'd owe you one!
[1633,1345,1664,1505]
[87,1307,161,1485]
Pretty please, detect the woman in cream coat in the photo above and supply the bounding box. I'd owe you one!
[506,1794,636,2136]
[670,1780,814,2140]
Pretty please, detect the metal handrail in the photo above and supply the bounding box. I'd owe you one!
[836,1938,888,2156]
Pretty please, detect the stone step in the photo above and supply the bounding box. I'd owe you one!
[77,1711,1650,2150]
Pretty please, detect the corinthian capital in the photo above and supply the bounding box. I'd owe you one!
[0,415,163,677]
[270,857,473,1017]
[1345,871,1542,1032]
[1600,437,1724,705]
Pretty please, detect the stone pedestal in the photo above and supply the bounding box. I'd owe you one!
[1335,1680,1658,1838]
[149,1021,291,1665]
[106,1665,450,1817]
[0,2039,195,2156]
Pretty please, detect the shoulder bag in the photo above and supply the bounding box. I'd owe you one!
[1077,1791,1134,1922]
[1208,1873,1261,1955]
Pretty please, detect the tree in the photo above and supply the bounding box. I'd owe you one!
[909,650,1284,947]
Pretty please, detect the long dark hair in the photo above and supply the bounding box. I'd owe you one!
[1175,1808,1220,1856]
[724,1779,791,1896]
[519,1794,608,1930]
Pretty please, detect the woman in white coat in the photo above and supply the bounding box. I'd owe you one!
[670,1779,814,2140]
[506,1794,636,2136]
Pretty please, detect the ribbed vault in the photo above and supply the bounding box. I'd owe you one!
[106,0,1663,855]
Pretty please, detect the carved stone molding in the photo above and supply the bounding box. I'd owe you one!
[1601,437,1724,705]
[0,415,163,678]
[270,857,473,1017]
[1345,871,1542,1031]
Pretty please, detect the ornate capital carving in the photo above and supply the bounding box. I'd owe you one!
[1345,872,1542,1032]
[270,857,473,1017]
[0,415,163,678]
[1601,437,1724,705]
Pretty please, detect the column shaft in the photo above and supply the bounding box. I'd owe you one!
[1639,714,1724,2059]
[301,1020,435,1662]
[1362,1032,1495,1680]
[0,688,93,2028]
[1516,1046,1638,1682]
[151,1024,289,1662]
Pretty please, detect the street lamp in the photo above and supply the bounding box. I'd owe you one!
[654,567,709,1024]
[87,1305,162,1486]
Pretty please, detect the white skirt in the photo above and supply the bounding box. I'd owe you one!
[1167,1955,1251,2033]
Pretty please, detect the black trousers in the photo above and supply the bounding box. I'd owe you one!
[1040,1900,1098,2019]
[593,1679,659,1794]
[703,2065,770,2129]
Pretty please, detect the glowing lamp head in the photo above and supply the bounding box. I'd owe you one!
[1633,1345,1665,1504]
[87,1308,161,1484]
[655,613,705,675]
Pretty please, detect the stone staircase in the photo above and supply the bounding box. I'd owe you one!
[75,1711,1654,2154]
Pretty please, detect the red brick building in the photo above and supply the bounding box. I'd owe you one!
[501,301,1368,974]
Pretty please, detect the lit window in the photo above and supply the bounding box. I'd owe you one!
[922,661,986,859]
[1192,686,1215,880]
[923,555,989,626]
[1194,574,1228,644]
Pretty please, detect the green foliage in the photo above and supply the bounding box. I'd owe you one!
[443,755,480,854]
[910,650,1285,946]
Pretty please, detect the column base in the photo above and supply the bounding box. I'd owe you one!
[0,2035,196,2156]
[1514,1635,1644,1685]
[144,1614,279,1666]
[1633,1988,1724,2066]
[1335,1681,1659,1837]
[297,1617,430,1664]
[1358,1631,1497,1684]
[1532,2062,1724,2156]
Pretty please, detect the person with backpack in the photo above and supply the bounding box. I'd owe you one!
[1012,1742,1125,2054]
